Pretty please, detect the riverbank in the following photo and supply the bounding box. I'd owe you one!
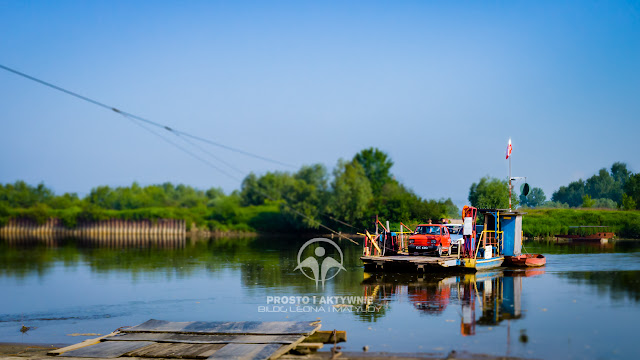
[522,208,640,239]
[0,342,535,360]
[0,343,60,357]
[3,207,639,241]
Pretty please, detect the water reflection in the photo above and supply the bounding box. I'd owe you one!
[557,270,640,303]
[2,236,640,359]
[360,269,545,335]
[524,239,640,254]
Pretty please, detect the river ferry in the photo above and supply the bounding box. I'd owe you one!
[360,206,527,272]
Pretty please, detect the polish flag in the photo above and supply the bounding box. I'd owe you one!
[506,138,512,159]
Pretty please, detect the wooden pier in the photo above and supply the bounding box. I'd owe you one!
[45,319,343,360]
[0,319,534,360]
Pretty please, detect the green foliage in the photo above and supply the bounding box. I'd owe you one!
[238,164,329,230]
[592,198,618,209]
[280,164,329,229]
[240,172,294,206]
[552,180,585,207]
[621,193,637,211]
[352,147,393,196]
[0,181,54,208]
[624,174,640,210]
[86,182,213,209]
[0,148,472,233]
[519,187,546,208]
[329,159,373,226]
[469,177,518,209]
[522,208,640,239]
[0,202,9,227]
[541,201,570,209]
[582,194,595,208]
[553,162,631,207]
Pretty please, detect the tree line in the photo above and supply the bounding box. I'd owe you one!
[0,148,458,233]
[467,162,640,211]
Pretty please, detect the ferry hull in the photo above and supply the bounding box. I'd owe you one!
[360,255,504,272]
[461,256,504,270]
[504,254,546,267]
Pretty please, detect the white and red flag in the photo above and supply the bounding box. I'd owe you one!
[505,138,512,159]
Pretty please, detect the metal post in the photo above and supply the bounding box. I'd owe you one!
[509,150,512,210]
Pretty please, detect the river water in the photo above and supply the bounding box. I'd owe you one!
[1,236,639,359]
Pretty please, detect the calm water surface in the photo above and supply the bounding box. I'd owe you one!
[1,237,639,360]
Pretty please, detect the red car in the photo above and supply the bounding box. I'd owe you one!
[408,224,452,256]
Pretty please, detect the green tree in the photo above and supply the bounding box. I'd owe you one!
[353,147,393,196]
[87,185,115,208]
[552,163,631,207]
[294,164,328,193]
[519,187,547,208]
[621,193,637,211]
[585,169,618,202]
[280,164,329,229]
[328,159,373,225]
[0,181,54,208]
[624,173,640,210]
[581,194,595,208]
[611,162,631,184]
[469,177,518,209]
[552,180,585,207]
[239,172,294,206]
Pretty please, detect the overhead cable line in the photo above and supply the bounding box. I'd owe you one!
[1,63,359,245]
[120,113,243,182]
[0,63,296,169]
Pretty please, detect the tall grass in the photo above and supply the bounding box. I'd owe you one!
[523,208,640,239]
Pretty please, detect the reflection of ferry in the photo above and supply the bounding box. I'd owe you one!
[361,269,544,336]
[408,279,452,314]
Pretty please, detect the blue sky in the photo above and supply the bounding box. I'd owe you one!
[1,0,639,208]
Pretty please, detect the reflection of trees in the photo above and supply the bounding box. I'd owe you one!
[524,240,640,254]
[557,270,640,303]
[0,236,367,291]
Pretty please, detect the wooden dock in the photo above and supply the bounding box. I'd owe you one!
[44,319,345,360]
[360,255,461,272]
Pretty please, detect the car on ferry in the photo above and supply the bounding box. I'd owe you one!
[408,224,452,256]
[445,224,464,254]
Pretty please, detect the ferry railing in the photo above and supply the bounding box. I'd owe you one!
[474,230,504,259]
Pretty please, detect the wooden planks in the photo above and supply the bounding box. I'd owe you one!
[52,320,326,360]
[58,341,155,358]
[207,344,284,360]
[49,331,120,355]
[123,319,319,336]
[103,333,304,344]
[123,343,225,358]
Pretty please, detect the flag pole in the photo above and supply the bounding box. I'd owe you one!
[508,138,512,210]
[509,152,512,210]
